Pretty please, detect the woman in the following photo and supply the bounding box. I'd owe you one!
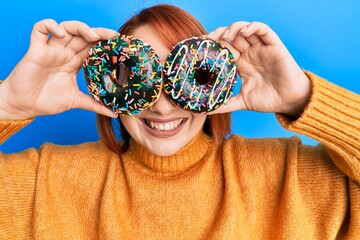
[0,4,359,239]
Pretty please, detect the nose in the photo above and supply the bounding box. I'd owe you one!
[149,89,178,114]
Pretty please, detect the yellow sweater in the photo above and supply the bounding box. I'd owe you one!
[0,73,359,239]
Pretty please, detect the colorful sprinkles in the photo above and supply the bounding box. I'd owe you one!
[163,36,237,112]
[83,35,162,115]
[83,35,237,115]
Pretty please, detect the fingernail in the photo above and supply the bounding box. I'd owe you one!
[222,29,230,39]
[57,26,66,37]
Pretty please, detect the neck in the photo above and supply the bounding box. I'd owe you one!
[127,131,212,173]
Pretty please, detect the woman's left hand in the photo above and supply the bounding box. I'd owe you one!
[207,21,311,118]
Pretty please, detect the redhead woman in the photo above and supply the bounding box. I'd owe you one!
[0,4,359,239]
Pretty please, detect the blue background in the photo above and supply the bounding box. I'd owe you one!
[1,0,359,153]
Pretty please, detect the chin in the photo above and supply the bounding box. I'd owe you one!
[148,141,185,156]
[119,110,206,157]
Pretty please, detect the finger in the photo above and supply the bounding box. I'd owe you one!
[30,19,65,46]
[211,22,252,53]
[65,36,89,53]
[48,21,101,47]
[220,21,249,40]
[61,27,118,53]
[207,27,242,60]
[60,24,119,42]
[74,93,118,118]
[239,23,264,45]
[217,39,241,60]
[229,35,251,54]
[240,22,282,45]
[207,27,228,41]
[207,93,248,115]
[61,21,101,41]
[244,34,264,46]
[91,27,119,40]
[76,42,100,62]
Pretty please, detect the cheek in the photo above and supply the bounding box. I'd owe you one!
[190,114,207,130]
[119,115,140,136]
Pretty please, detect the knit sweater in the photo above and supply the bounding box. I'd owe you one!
[0,72,359,240]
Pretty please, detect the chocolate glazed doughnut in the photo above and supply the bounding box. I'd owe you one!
[163,37,237,112]
[83,35,162,115]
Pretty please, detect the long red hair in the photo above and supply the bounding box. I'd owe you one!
[96,4,232,154]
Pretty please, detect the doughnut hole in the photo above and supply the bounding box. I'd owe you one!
[116,64,131,85]
[194,65,213,85]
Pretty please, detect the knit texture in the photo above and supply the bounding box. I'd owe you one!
[0,72,359,239]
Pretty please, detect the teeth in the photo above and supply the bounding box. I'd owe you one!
[145,119,184,131]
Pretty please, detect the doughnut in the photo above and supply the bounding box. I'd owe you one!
[83,35,162,115]
[163,36,237,112]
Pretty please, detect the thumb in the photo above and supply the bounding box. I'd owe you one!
[75,93,118,118]
[207,92,248,115]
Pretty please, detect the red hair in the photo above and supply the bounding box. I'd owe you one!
[97,4,232,154]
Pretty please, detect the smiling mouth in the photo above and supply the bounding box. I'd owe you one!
[144,118,186,131]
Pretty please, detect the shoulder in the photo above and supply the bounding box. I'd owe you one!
[38,141,120,180]
[32,141,124,206]
[221,134,331,166]
[222,134,302,155]
[221,134,333,171]
[41,140,114,157]
[223,133,330,156]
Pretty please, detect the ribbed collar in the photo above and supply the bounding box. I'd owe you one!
[126,131,211,173]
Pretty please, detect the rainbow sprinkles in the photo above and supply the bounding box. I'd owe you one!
[83,35,162,115]
[83,35,237,115]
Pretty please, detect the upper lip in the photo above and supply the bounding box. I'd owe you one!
[140,116,188,137]
[141,117,187,123]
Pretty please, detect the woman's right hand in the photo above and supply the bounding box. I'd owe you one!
[0,19,119,120]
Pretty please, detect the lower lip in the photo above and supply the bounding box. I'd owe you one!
[141,119,187,138]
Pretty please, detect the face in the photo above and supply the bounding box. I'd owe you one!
[119,24,207,156]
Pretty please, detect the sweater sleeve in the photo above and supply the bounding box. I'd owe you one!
[276,71,360,182]
[0,80,33,144]
[0,119,33,144]
[0,119,38,238]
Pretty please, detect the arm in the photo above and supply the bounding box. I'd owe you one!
[277,73,359,238]
[0,19,119,237]
[0,79,33,144]
[277,72,359,182]
[0,119,33,144]
[208,21,359,237]
[207,21,359,181]
[0,145,39,238]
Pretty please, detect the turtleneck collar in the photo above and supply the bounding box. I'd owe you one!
[126,131,212,173]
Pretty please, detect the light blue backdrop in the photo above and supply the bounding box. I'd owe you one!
[1,0,359,153]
